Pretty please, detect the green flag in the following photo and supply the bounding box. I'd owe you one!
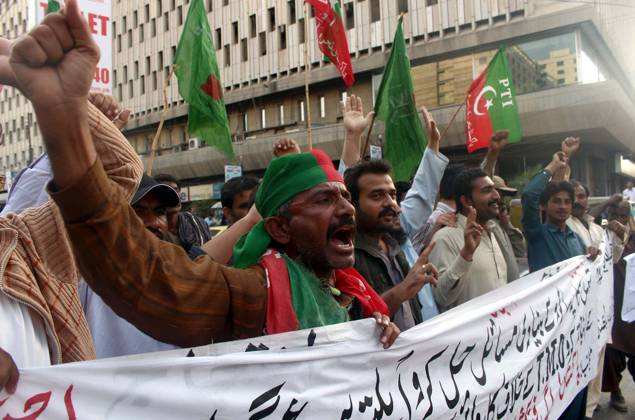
[373,18,427,182]
[174,0,234,158]
[47,0,61,13]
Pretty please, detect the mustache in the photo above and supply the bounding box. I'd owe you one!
[327,216,356,238]
[379,207,399,218]
[573,202,586,209]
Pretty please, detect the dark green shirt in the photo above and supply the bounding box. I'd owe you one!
[521,170,586,272]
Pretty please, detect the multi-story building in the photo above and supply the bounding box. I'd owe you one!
[2,0,635,203]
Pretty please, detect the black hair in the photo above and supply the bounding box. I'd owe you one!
[343,159,392,206]
[395,181,411,204]
[539,181,575,206]
[569,179,589,198]
[440,164,464,200]
[453,168,488,213]
[153,173,180,190]
[221,175,260,209]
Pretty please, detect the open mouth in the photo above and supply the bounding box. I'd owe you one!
[329,225,355,253]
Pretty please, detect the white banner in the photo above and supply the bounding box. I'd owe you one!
[0,243,613,419]
[35,0,112,95]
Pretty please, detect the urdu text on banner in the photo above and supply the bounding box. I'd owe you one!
[0,238,613,419]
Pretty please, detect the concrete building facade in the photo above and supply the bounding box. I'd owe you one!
[1,0,635,200]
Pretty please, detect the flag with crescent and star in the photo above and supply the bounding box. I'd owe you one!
[466,48,522,153]
[305,0,355,87]
[174,0,234,158]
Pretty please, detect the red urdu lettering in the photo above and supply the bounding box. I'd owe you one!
[3,391,51,420]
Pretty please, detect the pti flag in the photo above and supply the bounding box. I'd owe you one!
[305,0,355,87]
[466,48,521,153]
[374,18,427,182]
[174,0,234,158]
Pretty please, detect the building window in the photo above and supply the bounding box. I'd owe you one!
[224,45,230,67]
[156,0,162,15]
[242,112,248,131]
[241,39,248,62]
[259,32,267,56]
[426,0,438,5]
[207,0,213,12]
[232,22,239,44]
[133,10,138,27]
[319,96,326,118]
[152,71,158,90]
[128,80,134,98]
[345,2,355,29]
[128,29,132,47]
[279,104,285,125]
[397,0,408,14]
[139,23,144,42]
[151,19,156,36]
[279,25,287,50]
[177,6,183,26]
[268,7,275,32]
[158,51,164,68]
[288,1,296,24]
[140,75,145,94]
[215,28,222,50]
[298,100,305,122]
[249,14,257,38]
[134,60,139,78]
[370,0,380,22]
[164,12,169,31]
[260,108,266,128]
[298,18,305,43]
[557,61,564,66]
[146,56,151,75]
[145,4,150,22]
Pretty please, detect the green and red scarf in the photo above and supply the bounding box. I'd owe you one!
[233,150,388,333]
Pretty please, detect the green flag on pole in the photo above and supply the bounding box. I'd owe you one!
[373,18,427,182]
[174,0,234,158]
[47,0,61,13]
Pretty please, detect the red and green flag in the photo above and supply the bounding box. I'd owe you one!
[47,0,61,13]
[305,0,355,87]
[466,48,522,153]
[174,0,234,158]
[374,18,427,182]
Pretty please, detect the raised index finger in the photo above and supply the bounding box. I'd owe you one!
[417,240,436,265]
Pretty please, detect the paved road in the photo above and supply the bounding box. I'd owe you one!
[592,372,635,419]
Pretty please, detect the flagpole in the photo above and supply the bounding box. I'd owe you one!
[147,65,175,176]
[304,2,313,150]
[438,92,468,144]
[361,12,405,159]
[361,113,376,159]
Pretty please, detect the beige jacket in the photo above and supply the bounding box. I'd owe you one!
[0,103,143,364]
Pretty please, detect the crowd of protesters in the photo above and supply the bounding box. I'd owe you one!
[0,3,634,420]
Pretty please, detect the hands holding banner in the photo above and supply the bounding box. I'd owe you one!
[0,348,18,394]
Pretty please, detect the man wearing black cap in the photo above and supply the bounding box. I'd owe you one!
[131,174,182,242]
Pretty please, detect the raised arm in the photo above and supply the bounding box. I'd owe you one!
[521,152,568,239]
[399,106,449,236]
[479,130,509,177]
[11,1,267,347]
[340,94,374,167]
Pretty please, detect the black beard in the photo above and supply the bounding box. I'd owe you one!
[388,227,409,244]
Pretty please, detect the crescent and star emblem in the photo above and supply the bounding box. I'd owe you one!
[473,85,498,116]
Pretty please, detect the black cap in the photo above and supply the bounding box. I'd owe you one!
[132,174,181,207]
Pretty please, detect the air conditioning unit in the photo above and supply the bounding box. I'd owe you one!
[233,133,245,143]
[188,138,201,150]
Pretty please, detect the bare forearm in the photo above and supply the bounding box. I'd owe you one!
[202,214,259,264]
[341,130,363,167]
